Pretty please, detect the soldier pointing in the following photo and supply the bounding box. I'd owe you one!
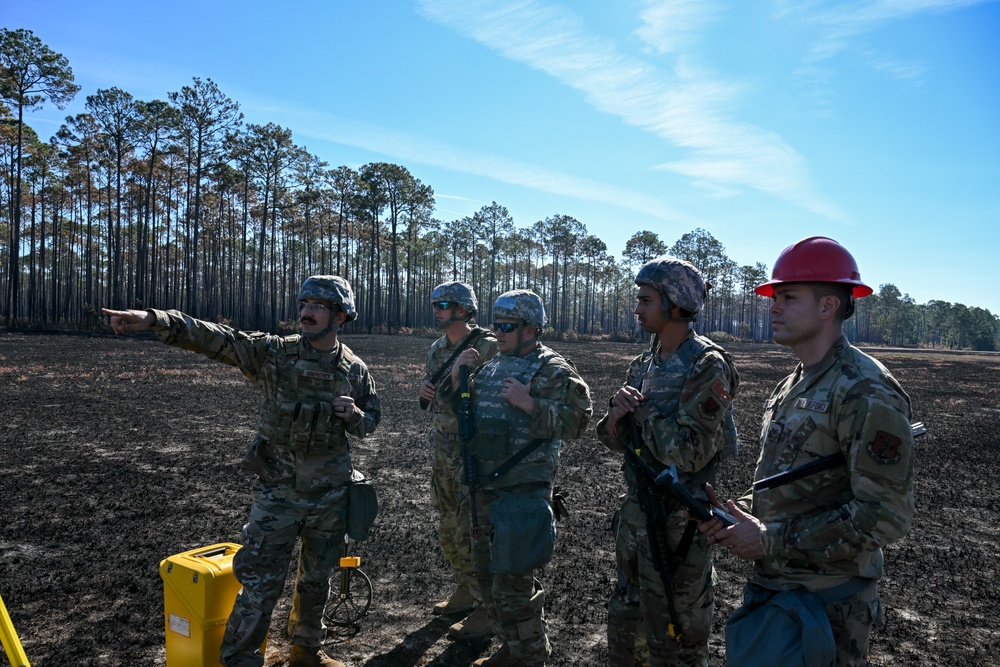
[103,275,380,667]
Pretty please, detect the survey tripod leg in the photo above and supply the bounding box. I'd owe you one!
[1,592,30,667]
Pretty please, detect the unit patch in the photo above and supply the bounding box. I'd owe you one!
[700,397,721,420]
[794,398,829,412]
[867,431,903,464]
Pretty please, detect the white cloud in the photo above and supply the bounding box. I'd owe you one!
[634,0,720,54]
[269,104,701,226]
[417,0,851,223]
[775,0,993,62]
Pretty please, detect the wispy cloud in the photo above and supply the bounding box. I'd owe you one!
[417,0,850,223]
[634,0,720,54]
[774,0,992,63]
[268,104,701,225]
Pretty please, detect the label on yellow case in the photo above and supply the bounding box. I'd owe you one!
[169,613,191,637]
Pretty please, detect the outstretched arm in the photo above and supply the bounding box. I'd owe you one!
[102,308,154,334]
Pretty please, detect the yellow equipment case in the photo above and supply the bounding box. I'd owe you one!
[159,542,264,667]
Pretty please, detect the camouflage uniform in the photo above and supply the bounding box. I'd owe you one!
[148,309,381,667]
[453,342,592,666]
[596,331,739,667]
[736,335,915,666]
[424,326,498,602]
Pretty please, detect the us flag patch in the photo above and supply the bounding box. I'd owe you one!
[711,381,730,402]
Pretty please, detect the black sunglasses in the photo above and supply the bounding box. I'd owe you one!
[492,322,524,333]
[433,301,453,311]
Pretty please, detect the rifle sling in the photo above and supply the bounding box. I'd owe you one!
[486,438,549,483]
[421,329,484,410]
[753,451,847,492]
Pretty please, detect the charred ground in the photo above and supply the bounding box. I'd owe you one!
[1,332,998,666]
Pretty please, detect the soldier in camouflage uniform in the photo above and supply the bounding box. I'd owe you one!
[418,282,499,621]
[700,237,916,667]
[443,289,592,667]
[596,257,739,667]
[102,275,380,667]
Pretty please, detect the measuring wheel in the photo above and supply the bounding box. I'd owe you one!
[323,554,373,640]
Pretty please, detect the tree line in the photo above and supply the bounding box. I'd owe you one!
[2,28,997,350]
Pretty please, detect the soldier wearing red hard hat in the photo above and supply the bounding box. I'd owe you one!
[700,237,917,667]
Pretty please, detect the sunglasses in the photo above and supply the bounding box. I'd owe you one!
[492,322,524,333]
[433,301,454,311]
[298,301,337,313]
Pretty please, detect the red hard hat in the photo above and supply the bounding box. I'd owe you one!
[755,236,873,298]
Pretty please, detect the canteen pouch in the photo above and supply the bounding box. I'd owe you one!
[490,491,556,574]
[347,470,378,541]
[471,418,509,461]
[725,585,836,667]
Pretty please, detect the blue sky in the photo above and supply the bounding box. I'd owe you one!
[6,0,999,314]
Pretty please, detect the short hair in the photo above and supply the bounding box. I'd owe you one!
[810,282,854,321]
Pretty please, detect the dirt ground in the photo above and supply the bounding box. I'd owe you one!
[1,331,998,666]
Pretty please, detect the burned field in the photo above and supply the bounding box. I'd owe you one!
[1,331,998,666]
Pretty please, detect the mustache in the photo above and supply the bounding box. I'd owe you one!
[301,316,317,325]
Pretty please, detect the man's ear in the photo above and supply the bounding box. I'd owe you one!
[818,294,841,321]
[334,310,349,327]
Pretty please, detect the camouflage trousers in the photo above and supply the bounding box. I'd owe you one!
[736,579,882,667]
[220,480,349,667]
[429,429,477,595]
[469,483,553,667]
[607,495,714,667]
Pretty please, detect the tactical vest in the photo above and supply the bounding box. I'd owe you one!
[630,333,739,480]
[471,347,559,488]
[254,336,356,481]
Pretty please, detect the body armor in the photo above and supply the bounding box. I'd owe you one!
[629,334,738,486]
[471,348,558,488]
[246,336,356,492]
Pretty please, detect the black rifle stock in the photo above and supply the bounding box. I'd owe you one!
[458,366,480,540]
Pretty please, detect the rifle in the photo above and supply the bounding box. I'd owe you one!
[623,418,737,525]
[753,421,927,492]
[420,329,483,410]
[457,366,480,540]
[622,416,682,637]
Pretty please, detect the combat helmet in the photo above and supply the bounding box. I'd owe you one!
[297,275,357,321]
[493,289,547,328]
[431,281,478,329]
[635,256,708,321]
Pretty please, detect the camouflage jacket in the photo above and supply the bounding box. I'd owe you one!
[740,335,915,591]
[423,326,498,434]
[150,309,381,491]
[596,331,739,495]
[447,343,592,489]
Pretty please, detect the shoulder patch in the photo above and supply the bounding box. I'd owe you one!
[711,380,731,402]
[867,430,903,464]
[699,397,721,420]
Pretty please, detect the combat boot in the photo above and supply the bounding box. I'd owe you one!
[448,606,494,641]
[289,644,345,667]
[433,584,476,616]
[471,643,521,666]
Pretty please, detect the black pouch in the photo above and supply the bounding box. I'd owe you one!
[347,470,378,542]
[491,491,556,574]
